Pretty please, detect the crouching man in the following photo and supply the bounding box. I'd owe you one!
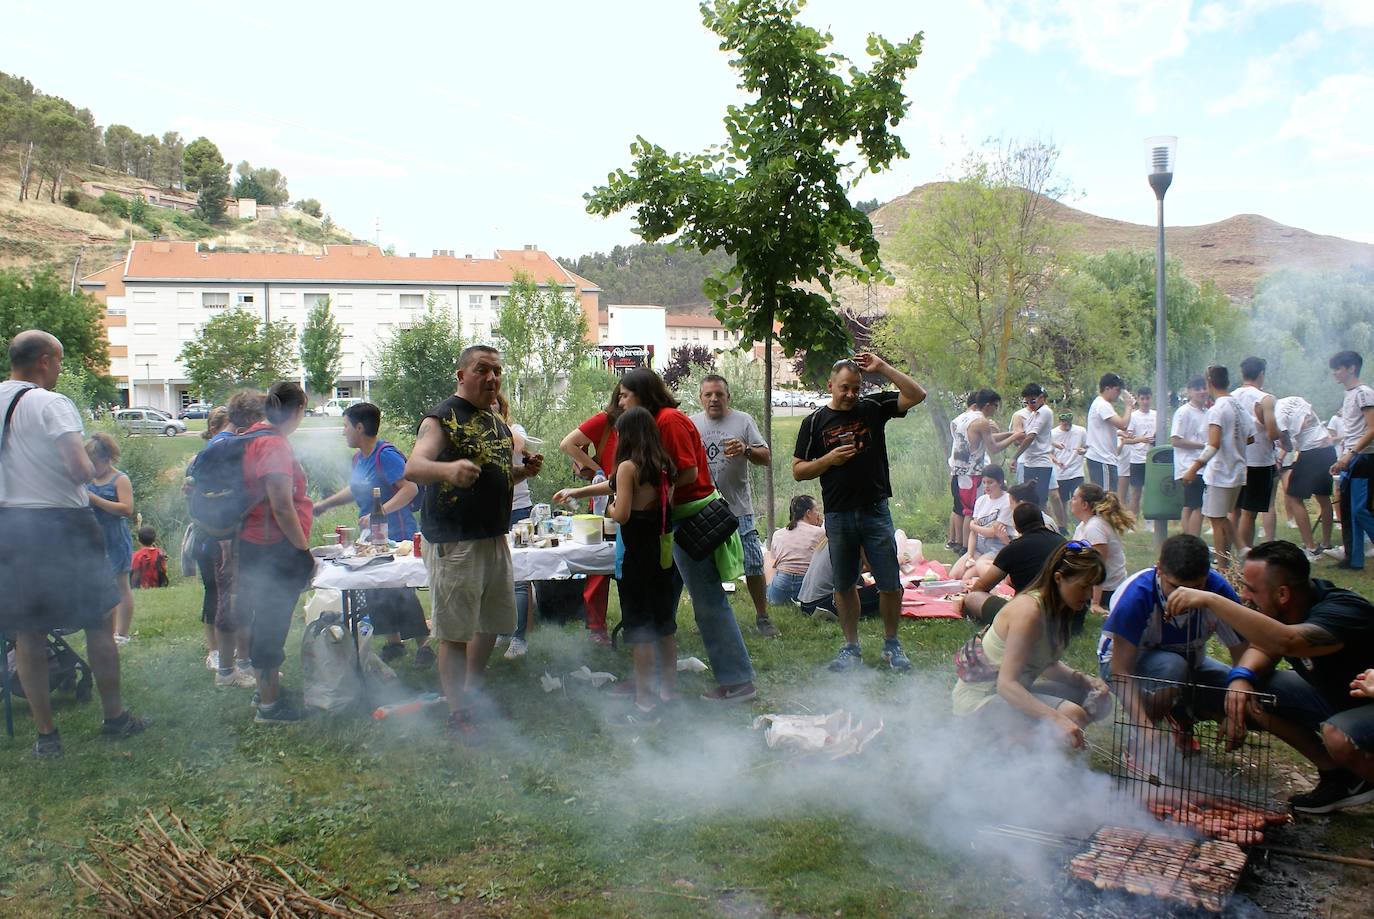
[1097,535,1249,746]
[1164,541,1374,814]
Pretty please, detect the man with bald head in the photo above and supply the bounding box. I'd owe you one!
[1,331,150,757]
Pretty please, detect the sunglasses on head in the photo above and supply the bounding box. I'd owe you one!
[1064,540,1092,552]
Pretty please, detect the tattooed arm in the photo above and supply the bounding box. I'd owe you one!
[1164,587,1346,658]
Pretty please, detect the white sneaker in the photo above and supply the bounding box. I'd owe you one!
[113,634,131,646]
[494,635,511,648]
[215,668,256,689]
[1304,547,1324,562]
[1324,546,1347,561]
[205,650,220,671]
[1366,545,1374,559]
[504,637,527,660]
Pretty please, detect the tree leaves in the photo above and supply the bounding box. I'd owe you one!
[177,310,296,403]
[299,296,343,399]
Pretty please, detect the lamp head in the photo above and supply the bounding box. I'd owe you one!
[1145,135,1177,199]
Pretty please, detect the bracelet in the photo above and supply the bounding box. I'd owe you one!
[1227,666,1258,685]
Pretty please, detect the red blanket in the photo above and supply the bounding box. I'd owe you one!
[898,561,1013,619]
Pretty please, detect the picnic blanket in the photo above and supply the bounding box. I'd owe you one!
[897,560,1013,619]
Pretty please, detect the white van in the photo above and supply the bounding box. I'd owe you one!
[320,398,363,417]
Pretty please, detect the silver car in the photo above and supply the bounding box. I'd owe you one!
[115,409,186,436]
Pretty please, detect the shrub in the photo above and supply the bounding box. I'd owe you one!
[296,198,323,218]
[61,189,80,208]
[98,191,129,218]
[167,211,216,238]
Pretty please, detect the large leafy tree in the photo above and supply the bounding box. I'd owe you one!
[661,344,717,388]
[178,310,297,403]
[586,0,923,533]
[299,295,343,400]
[0,268,110,380]
[370,303,466,428]
[492,273,591,438]
[233,161,290,206]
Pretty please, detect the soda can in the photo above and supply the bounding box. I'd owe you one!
[336,525,348,543]
[413,532,422,556]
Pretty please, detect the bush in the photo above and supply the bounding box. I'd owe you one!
[98,191,129,218]
[61,189,80,208]
[296,198,323,218]
[167,210,216,238]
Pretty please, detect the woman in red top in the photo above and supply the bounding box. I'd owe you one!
[611,370,756,702]
[237,381,315,723]
[558,382,623,645]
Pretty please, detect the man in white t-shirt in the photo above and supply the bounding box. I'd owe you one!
[1011,382,1056,508]
[1116,387,1156,518]
[1085,372,1136,490]
[1181,365,1253,567]
[1052,412,1087,531]
[946,391,979,552]
[1170,376,1210,537]
[0,330,150,758]
[1274,394,1336,557]
[1326,350,1374,569]
[1231,356,1282,551]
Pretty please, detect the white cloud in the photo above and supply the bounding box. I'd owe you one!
[1277,73,1374,161]
[1205,29,1322,115]
[176,117,409,181]
[996,0,1194,77]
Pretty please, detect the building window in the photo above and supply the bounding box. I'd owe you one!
[335,292,353,309]
[131,289,156,303]
[178,324,195,340]
[468,294,483,310]
[133,323,157,335]
[107,307,127,316]
[712,330,719,340]
[376,293,393,309]
[278,292,298,309]
[176,290,195,308]
[236,293,255,306]
[202,291,229,309]
[334,386,352,399]
[693,329,701,340]
[400,293,423,310]
[305,293,328,310]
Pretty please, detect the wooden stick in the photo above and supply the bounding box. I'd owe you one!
[1257,845,1374,870]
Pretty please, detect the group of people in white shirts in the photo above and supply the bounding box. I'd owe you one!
[946,351,1374,572]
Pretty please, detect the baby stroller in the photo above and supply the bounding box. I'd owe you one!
[1,630,94,738]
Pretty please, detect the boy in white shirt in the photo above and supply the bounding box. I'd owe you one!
[1052,412,1087,531]
[1116,387,1156,518]
[1181,365,1254,567]
[1231,356,1282,551]
[1326,350,1374,569]
[1170,377,1209,537]
[1085,372,1136,490]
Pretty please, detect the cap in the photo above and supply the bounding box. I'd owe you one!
[1058,412,1073,421]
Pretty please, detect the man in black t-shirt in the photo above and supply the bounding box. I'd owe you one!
[793,353,926,673]
[960,503,1065,625]
[1164,540,1374,814]
[406,345,543,742]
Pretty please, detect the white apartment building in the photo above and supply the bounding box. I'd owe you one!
[596,308,798,384]
[80,241,601,410]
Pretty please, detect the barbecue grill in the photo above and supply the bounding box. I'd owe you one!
[1105,675,1290,843]
[1068,825,1247,913]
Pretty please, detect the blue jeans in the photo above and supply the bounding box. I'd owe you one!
[825,499,901,593]
[1100,649,1231,718]
[766,570,805,605]
[511,506,532,639]
[670,539,754,686]
[737,514,764,577]
[1339,462,1374,569]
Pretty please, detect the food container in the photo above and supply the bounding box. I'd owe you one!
[570,514,604,545]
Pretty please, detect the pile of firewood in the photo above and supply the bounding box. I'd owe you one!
[69,810,389,918]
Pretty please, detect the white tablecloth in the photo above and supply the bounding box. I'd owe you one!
[311,541,616,591]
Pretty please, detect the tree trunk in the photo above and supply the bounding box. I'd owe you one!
[763,306,776,540]
[997,268,1014,387]
[927,397,953,460]
[17,141,35,201]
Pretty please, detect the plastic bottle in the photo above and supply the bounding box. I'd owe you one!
[591,471,608,516]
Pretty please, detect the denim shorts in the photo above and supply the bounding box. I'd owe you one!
[736,514,764,577]
[766,570,805,605]
[825,499,901,594]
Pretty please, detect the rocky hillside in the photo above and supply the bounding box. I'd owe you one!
[0,160,355,277]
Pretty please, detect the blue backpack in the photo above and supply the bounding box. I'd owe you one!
[186,429,277,539]
[354,440,424,513]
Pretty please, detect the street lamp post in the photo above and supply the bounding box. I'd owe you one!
[1146,135,1177,548]
[361,359,369,401]
[144,362,153,409]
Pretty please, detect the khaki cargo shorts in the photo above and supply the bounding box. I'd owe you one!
[422,535,517,643]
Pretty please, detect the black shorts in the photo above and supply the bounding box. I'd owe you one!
[1058,476,1084,504]
[358,588,430,640]
[951,475,963,516]
[1086,459,1118,490]
[236,539,315,672]
[1237,465,1277,513]
[1023,465,1052,506]
[1129,462,1146,488]
[1182,479,1205,510]
[1288,445,1337,500]
[0,507,119,633]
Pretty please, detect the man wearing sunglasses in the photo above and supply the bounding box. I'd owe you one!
[1098,535,1249,748]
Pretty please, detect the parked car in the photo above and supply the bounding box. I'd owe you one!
[178,402,213,419]
[115,409,186,436]
[319,397,363,417]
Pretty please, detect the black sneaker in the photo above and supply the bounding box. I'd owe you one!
[32,729,62,758]
[253,700,303,724]
[755,615,780,638]
[414,645,436,668]
[379,642,405,663]
[99,711,152,738]
[1290,771,1374,814]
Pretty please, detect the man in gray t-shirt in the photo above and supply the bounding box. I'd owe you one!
[690,374,777,637]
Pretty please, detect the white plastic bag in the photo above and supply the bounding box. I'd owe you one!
[303,588,342,626]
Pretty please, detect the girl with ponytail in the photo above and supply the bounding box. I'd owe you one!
[766,495,824,605]
[1070,482,1132,615]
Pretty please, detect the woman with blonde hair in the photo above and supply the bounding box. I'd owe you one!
[85,432,135,642]
[952,541,1110,748]
[1070,482,1133,620]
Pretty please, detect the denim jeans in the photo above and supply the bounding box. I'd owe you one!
[511,506,532,639]
[1099,648,1231,718]
[766,570,805,605]
[825,498,901,593]
[670,540,755,686]
[1339,461,1374,569]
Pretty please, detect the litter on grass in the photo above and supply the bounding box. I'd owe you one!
[751,710,884,760]
[676,656,709,672]
[540,672,564,693]
[567,665,617,687]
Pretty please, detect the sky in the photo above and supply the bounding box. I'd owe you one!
[6,0,1373,256]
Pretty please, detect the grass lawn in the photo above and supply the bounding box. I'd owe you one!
[2,526,1372,916]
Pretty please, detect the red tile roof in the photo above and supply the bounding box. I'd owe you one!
[114,241,597,290]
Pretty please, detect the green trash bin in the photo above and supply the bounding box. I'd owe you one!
[1142,445,1184,521]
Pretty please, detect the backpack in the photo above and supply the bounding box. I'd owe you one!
[185,428,278,539]
[354,440,424,513]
